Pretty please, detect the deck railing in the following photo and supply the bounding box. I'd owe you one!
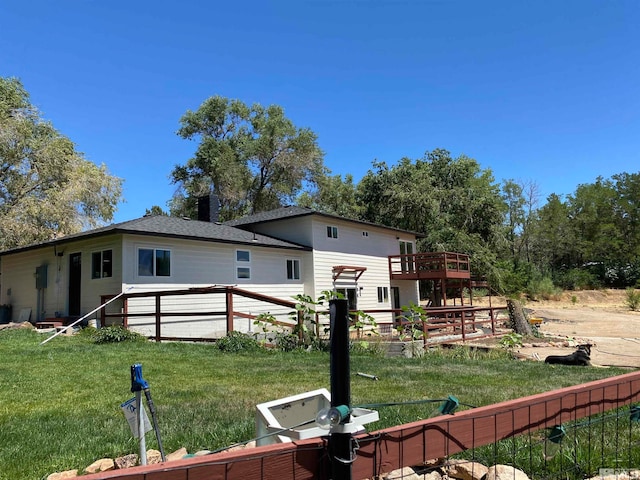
[389,251,471,279]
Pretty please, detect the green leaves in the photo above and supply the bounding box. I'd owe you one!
[0,77,123,249]
[172,96,324,220]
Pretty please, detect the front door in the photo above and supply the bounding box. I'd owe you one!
[68,253,81,316]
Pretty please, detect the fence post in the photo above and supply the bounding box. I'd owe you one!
[155,294,161,342]
[123,297,129,328]
[226,288,234,334]
[297,310,304,343]
[329,299,352,480]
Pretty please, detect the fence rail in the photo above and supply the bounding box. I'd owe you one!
[100,287,508,345]
[81,370,640,480]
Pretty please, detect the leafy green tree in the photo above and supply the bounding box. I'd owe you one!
[171,96,325,221]
[568,178,621,267]
[296,172,361,218]
[355,149,505,277]
[145,205,168,216]
[501,179,540,267]
[529,194,574,272]
[0,77,122,250]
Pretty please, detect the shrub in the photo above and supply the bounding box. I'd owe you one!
[554,269,601,290]
[499,332,523,351]
[526,276,561,301]
[91,325,147,344]
[215,331,262,353]
[625,288,640,312]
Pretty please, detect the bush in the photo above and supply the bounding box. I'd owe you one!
[91,325,147,344]
[526,276,561,301]
[215,331,262,353]
[625,288,640,312]
[554,269,601,290]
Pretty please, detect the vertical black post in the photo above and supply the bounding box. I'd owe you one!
[329,299,352,480]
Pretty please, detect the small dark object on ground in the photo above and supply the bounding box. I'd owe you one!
[545,344,592,366]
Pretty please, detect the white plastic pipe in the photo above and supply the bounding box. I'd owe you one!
[40,287,133,345]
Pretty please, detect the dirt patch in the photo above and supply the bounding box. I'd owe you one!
[473,289,640,368]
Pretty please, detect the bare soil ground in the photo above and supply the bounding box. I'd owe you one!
[474,289,640,369]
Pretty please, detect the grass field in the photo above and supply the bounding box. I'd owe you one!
[0,328,630,480]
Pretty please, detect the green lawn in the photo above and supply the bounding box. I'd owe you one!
[0,328,629,480]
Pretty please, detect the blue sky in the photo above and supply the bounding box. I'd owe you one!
[2,1,638,224]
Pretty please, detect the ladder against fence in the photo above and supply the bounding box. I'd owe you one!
[81,370,640,480]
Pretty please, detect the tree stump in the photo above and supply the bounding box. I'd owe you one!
[506,299,533,336]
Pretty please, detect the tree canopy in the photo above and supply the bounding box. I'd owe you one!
[0,77,122,250]
[171,96,325,221]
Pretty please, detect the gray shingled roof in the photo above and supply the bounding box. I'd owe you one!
[0,215,309,256]
[224,206,315,226]
[225,205,424,236]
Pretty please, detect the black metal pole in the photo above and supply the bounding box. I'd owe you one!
[329,299,352,480]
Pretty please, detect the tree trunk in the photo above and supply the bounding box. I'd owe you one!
[506,299,533,336]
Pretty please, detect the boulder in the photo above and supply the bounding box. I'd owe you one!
[47,470,78,480]
[384,466,421,480]
[446,460,489,480]
[84,458,115,474]
[485,464,530,480]
[423,470,443,480]
[146,449,163,464]
[114,453,138,469]
[166,447,188,462]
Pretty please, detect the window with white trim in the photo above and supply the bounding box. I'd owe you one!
[236,249,251,279]
[91,250,112,279]
[138,248,171,277]
[326,225,338,239]
[286,259,300,280]
[377,286,389,303]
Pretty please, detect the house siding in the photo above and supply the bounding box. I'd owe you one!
[309,218,419,325]
[0,211,420,339]
[0,236,123,323]
[120,235,308,338]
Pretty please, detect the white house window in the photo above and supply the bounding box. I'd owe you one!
[362,231,369,237]
[236,249,251,279]
[326,226,338,239]
[138,248,171,277]
[286,259,300,280]
[92,250,112,279]
[377,286,389,303]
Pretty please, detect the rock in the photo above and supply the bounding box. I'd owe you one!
[166,447,188,462]
[84,458,115,474]
[384,466,421,480]
[194,450,213,456]
[423,458,446,468]
[589,470,640,480]
[485,464,530,480]
[115,453,138,469]
[446,460,488,480]
[47,470,78,480]
[423,470,443,480]
[146,449,163,464]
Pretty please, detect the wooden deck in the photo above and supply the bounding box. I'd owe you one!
[388,252,470,281]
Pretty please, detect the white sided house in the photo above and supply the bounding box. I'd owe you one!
[0,207,421,339]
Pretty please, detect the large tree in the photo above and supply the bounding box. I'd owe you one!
[0,77,122,250]
[355,149,505,276]
[171,96,324,221]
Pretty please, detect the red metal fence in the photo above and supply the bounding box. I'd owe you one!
[81,370,640,480]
